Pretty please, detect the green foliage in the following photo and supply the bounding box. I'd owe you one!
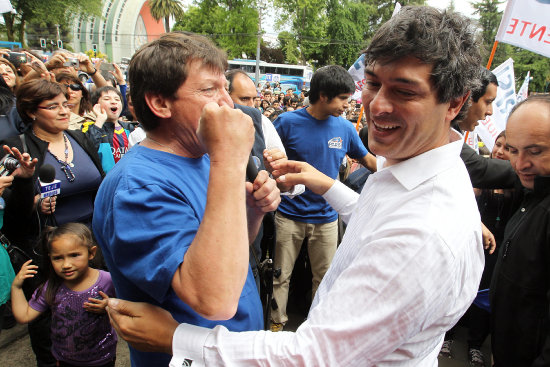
[149,0,185,31]
[273,0,327,64]
[273,0,425,67]
[173,0,259,59]
[473,0,550,93]
[84,49,108,61]
[2,0,101,47]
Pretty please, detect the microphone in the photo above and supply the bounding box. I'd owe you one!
[246,155,260,182]
[38,164,61,198]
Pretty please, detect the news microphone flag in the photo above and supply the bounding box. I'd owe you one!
[40,180,61,198]
[495,0,550,59]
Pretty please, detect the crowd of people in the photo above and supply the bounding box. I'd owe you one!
[0,5,549,367]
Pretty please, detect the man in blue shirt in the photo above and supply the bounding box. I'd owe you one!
[269,65,375,331]
[93,32,280,367]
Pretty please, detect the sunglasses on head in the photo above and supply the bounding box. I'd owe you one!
[67,83,84,91]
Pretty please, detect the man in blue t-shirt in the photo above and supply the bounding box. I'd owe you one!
[269,65,376,331]
[92,33,280,367]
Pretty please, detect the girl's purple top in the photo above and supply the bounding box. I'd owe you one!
[29,270,117,366]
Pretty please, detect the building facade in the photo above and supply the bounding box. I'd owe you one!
[70,0,166,62]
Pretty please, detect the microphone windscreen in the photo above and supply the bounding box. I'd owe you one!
[38,164,56,183]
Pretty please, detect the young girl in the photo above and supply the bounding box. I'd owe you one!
[11,223,117,367]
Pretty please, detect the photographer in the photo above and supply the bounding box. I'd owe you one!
[42,51,109,88]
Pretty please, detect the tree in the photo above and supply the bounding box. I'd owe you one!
[148,0,185,32]
[322,0,371,67]
[273,0,327,65]
[173,0,259,59]
[473,0,550,93]
[2,0,101,47]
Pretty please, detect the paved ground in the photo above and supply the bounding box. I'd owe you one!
[0,317,491,367]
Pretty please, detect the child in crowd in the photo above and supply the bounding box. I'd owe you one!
[11,223,117,367]
[82,86,135,173]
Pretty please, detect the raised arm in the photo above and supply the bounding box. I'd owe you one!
[171,104,279,320]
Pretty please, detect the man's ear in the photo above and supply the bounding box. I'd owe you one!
[446,91,471,122]
[144,92,172,119]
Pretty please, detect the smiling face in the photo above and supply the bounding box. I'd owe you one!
[29,93,70,134]
[362,56,465,166]
[49,234,96,287]
[492,135,510,161]
[0,63,16,89]
[506,101,550,189]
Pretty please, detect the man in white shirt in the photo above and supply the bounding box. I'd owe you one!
[105,6,485,366]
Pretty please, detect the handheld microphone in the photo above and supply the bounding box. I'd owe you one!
[38,164,61,198]
[246,155,260,182]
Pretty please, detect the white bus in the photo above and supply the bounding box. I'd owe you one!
[228,59,313,91]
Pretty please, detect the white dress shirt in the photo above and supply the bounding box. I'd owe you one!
[170,130,484,367]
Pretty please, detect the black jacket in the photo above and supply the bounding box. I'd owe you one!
[490,176,550,367]
[460,142,517,189]
[0,130,104,249]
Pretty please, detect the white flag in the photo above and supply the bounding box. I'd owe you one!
[348,54,366,101]
[392,2,402,17]
[475,58,517,152]
[495,0,550,58]
[516,71,530,102]
[0,0,13,14]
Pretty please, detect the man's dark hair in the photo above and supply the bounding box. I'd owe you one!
[364,6,482,123]
[471,67,498,103]
[128,32,227,131]
[225,69,251,93]
[91,86,123,106]
[308,65,355,104]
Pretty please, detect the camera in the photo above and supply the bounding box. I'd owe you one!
[0,154,19,177]
[3,52,27,68]
[63,58,79,68]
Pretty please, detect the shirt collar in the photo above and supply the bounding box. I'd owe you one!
[379,129,463,191]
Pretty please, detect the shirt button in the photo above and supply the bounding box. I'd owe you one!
[521,208,526,212]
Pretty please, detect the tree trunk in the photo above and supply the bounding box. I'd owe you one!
[17,18,26,48]
[3,13,14,42]
[164,16,170,32]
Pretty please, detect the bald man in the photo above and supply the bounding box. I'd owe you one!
[226,69,304,196]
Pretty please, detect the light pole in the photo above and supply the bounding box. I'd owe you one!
[255,0,265,86]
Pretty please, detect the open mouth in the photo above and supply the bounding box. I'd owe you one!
[373,120,400,131]
[110,107,118,113]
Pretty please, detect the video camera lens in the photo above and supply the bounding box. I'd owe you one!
[0,154,19,177]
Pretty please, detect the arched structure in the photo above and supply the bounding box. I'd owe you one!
[71,0,166,62]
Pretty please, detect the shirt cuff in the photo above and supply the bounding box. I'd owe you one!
[169,323,211,367]
[322,181,356,212]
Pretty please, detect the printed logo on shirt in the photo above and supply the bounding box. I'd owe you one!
[182,358,193,366]
[328,137,343,149]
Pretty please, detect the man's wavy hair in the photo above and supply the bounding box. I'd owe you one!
[128,32,227,131]
[363,6,482,123]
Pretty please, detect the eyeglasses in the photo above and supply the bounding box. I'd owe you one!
[37,103,70,112]
[68,83,84,91]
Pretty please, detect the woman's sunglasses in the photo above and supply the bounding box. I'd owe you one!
[67,83,84,91]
